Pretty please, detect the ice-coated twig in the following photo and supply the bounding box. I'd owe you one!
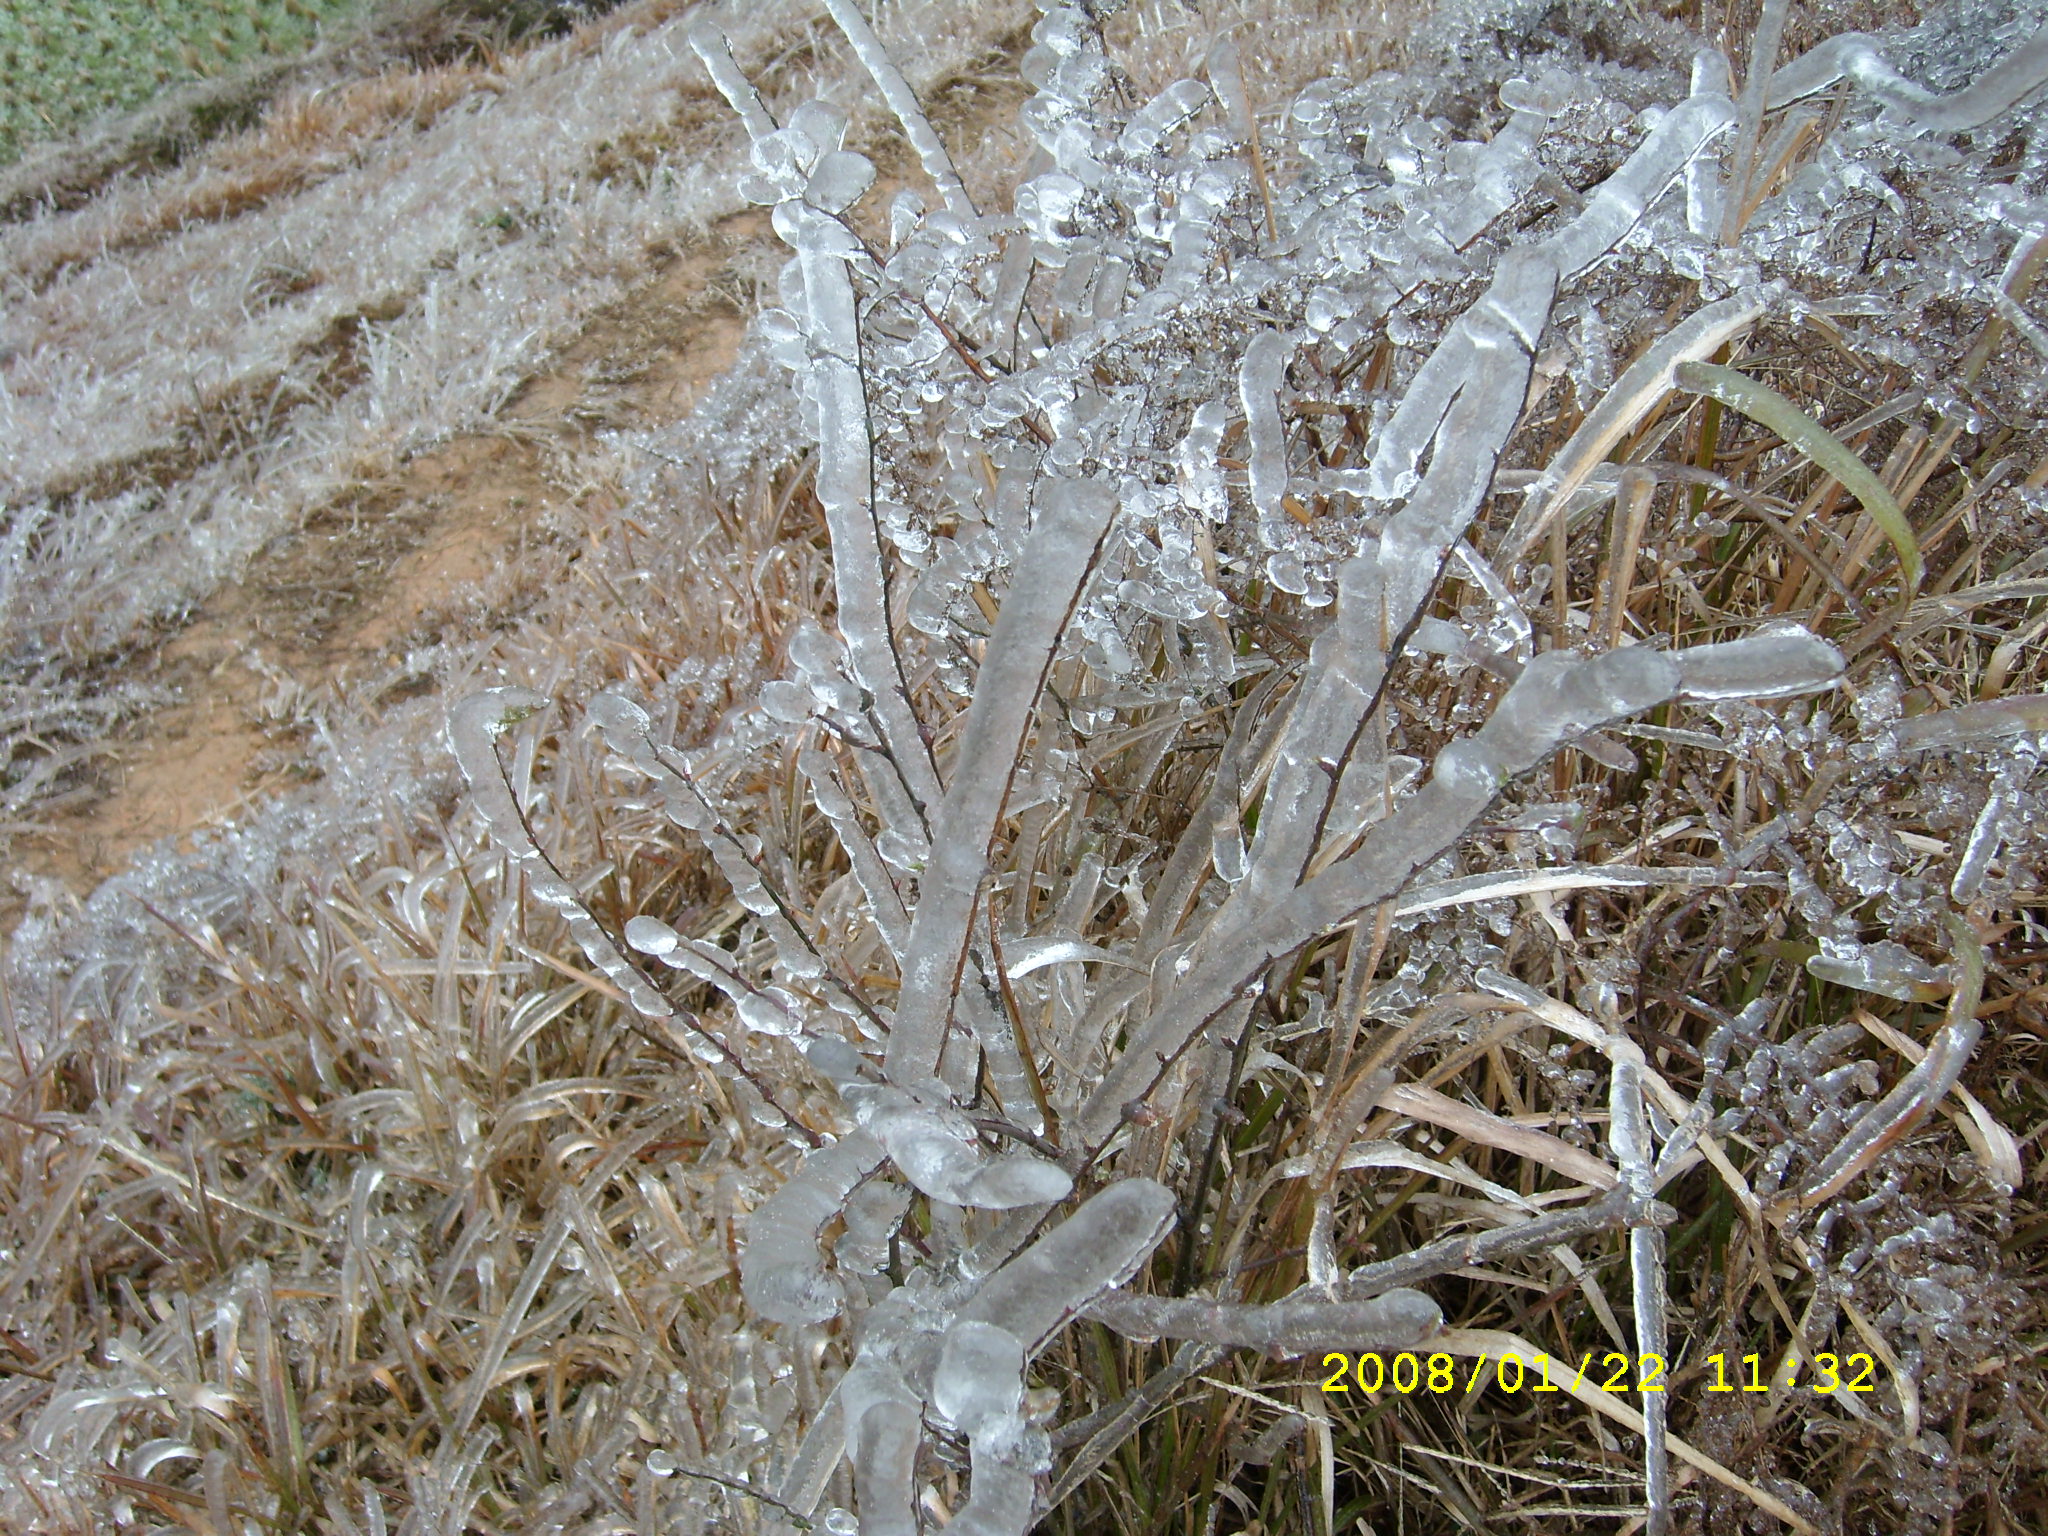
[624,914,806,1038]
[1086,1285,1441,1354]
[798,745,911,958]
[1893,691,2048,751]
[1537,92,1736,278]
[1672,626,1846,700]
[450,689,676,1024]
[931,1321,1035,1536]
[1076,646,1670,1147]
[1339,1186,1634,1300]
[1768,25,2048,134]
[589,693,843,996]
[961,1179,1178,1351]
[885,478,1120,1089]
[819,0,973,218]
[1773,1016,1981,1215]
[848,1386,922,1536]
[779,193,944,814]
[687,24,777,142]
[740,1131,890,1324]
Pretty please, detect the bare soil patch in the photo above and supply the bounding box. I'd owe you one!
[4,213,765,919]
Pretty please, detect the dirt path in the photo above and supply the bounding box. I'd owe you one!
[6,212,767,920]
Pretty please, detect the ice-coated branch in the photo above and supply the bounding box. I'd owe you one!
[1536,93,1736,277]
[740,1130,889,1324]
[776,196,944,814]
[819,0,973,218]
[1769,25,2048,134]
[1086,1285,1441,1355]
[450,689,675,1023]
[1076,634,1843,1148]
[1340,1186,1634,1299]
[961,1179,1178,1351]
[931,1322,1035,1536]
[885,477,1120,1089]
[687,24,777,142]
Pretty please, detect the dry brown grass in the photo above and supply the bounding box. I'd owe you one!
[3,1,2046,1534]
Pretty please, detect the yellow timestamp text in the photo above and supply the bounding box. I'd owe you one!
[1318,1350,1879,1395]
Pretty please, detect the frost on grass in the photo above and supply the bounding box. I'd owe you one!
[7,0,2047,1530]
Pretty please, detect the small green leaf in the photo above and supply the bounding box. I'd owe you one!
[1675,359,1923,591]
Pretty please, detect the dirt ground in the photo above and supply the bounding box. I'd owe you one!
[5,207,771,922]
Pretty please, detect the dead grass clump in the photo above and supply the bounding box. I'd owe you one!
[4,1,2048,1534]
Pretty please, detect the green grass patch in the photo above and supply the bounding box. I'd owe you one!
[0,0,375,166]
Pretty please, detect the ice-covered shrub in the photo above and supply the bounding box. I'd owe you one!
[449,2,2048,1530]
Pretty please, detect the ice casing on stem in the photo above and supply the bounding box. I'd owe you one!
[885,477,1120,1089]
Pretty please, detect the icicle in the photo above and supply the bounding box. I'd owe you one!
[1239,330,1292,538]
[1952,769,2019,902]
[1176,401,1231,521]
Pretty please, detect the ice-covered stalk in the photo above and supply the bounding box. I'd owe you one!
[819,0,973,218]
[740,1130,889,1325]
[1611,1057,1671,1534]
[1076,635,1841,1149]
[1768,26,2048,134]
[450,689,676,1023]
[961,1179,1178,1350]
[885,477,1120,1089]
[1086,1285,1441,1354]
